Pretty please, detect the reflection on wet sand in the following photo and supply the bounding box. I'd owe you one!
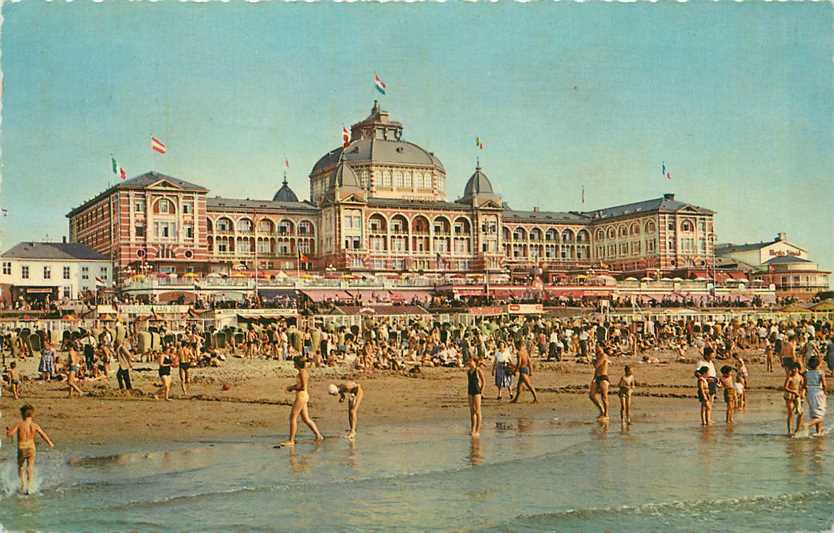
[469,437,483,466]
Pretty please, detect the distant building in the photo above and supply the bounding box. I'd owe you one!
[755,255,831,301]
[716,233,830,301]
[0,241,113,304]
[66,101,717,280]
[715,233,807,271]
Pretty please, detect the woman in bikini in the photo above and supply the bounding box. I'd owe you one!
[280,356,324,447]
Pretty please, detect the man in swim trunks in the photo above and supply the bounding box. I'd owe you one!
[280,356,324,447]
[511,338,538,403]
[589,345,610,420]
[329,380,364,439]
[6,403,54,494]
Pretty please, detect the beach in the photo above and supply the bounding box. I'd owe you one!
[2,347,795,448]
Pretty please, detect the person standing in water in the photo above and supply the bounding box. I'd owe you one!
[804,357,827,435]
[617,365,635,424]
[280,356,324,447]
[783,362,804,436]
[589,346,610,421]
[492,341,514,400]
[467,356,485,437]
[696,367,712,426]
[5,404,54,495]
[511,339,538,403]
[328,380,364,439]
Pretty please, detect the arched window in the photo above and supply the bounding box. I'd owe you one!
[237,218,253,232]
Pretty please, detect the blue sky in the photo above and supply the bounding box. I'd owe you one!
[1,2,832,275]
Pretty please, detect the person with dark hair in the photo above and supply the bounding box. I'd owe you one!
[783,363,804,436]
[5,404,54,495]
[589,345,610,421]
[695,366,712,426]
[280,356,324,447]
[804,357,827,435]
[718,366,737,426]
[511,338,537,404]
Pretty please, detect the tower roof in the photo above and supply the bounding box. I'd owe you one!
[272,177,299,203]
[457,163,501,205]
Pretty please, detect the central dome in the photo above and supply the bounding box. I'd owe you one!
[310,101,445,176]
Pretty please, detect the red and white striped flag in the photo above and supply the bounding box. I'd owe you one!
[151,136,167,154]
[342,127,350,148]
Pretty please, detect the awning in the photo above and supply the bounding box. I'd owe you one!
[259,289,298,299]
[301,289,351,302]
[213,292,246,302]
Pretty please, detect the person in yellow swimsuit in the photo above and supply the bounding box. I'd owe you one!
[280,357,324,447]
[6,404,54,494]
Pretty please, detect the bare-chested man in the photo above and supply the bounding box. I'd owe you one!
[329,380,364,439]
[511,338,538,403]
[589,346,610,420]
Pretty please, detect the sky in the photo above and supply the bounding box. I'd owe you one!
[1,1,832,277]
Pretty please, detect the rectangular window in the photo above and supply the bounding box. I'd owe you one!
[218,242,228,253]
[135,202,145,213]
[238,240,251,253]
[63,287,71,299]
[63,266,71,279]
[81,266,89,280]
[100,267,108,277]
[183,203,193,214]
[135,224,145,237]
[155,222,177,240]
[257,241,271,254]
[185,225,194,239]
[21,265,29,279]
[43,266,51,279]
[2,262,10,275]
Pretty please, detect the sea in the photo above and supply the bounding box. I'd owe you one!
[1,410,834,532]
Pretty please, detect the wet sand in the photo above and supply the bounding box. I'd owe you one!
[0,348,797,448]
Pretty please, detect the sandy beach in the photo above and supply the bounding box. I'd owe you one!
[1,346,795,449]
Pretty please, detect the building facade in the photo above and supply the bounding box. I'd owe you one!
[0,242,113,304]
[67,101,717,280]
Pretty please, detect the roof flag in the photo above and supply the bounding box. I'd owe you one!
[111,157,127,180]
[662,162,671,181]
[475,137,484,150]
[373,73,386,95]
[151,136,167,154]
[119,167,127,180]
[342,126,351,148]
[284,158,290,169]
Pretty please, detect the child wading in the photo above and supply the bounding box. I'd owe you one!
[617,366,635,424]
[5,404,54,495]
[467,356,485,437]
[719,366,737,426]
[696,366,712,426]
[783,363,804,436]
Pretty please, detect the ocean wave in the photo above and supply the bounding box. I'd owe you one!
[479,489,834,532]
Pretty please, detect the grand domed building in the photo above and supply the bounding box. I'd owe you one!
[66,101,717,280]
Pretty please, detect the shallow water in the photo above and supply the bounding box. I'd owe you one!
[2,412,834,532]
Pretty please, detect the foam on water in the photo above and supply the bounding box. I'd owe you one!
[2,415,834,532]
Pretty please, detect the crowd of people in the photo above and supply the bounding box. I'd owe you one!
[2,312,834,491]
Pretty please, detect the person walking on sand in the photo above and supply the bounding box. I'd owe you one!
[492,341,514,400]
[280,356,324,447]
[155,347,174,401]
[5,404,54,495]
[511,339,538,403]
[328,380,364,439]
[467,356,485,437]
[589,346,610,421]
[66,342,84,398]
[115,339,133,391]
[804,356,827,435]
[178,341,193,395]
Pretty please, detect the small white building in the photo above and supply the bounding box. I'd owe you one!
[715,232,808,270]
[0,241,113,305]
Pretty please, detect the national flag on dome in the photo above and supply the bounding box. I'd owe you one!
[151,136,167,154]
[284,158,290,169]
[475,137,485,150]
[373,73,386,95]
[342,127,350,147]
[662,162,671,180]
